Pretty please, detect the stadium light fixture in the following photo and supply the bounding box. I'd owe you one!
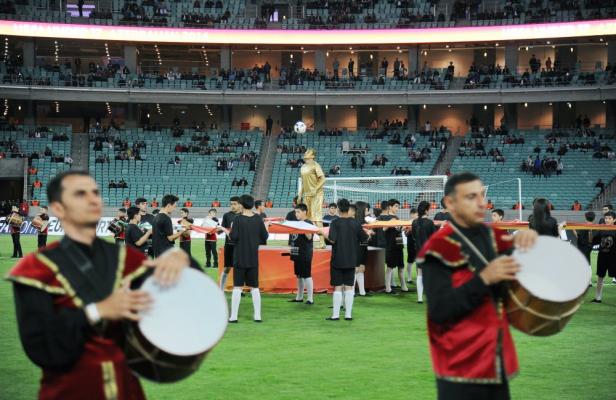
[422,104,427,109]
[2,19,616,45]
[524,102,528,107]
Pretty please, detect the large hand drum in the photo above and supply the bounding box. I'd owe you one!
[507,236,591,336]
[124,268,228,382]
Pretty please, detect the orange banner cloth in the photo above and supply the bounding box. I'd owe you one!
[487,221,616,231]
[363,220,413,229]
[217,246,385,294]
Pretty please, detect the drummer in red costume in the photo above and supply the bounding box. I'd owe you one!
[417,172,538,400]
[6,170,191,400]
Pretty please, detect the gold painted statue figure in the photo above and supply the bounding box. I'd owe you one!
[299,148,326,248]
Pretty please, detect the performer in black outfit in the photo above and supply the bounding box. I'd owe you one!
[152,194,185,257]
[179,207,194,256]
[135,197,155,256]
[354,201,372,296]
[433,198,452,222]
[228,194,269,322]
[219,196,241,289]
[289,203,314,304]
[404,207,418,284]
[10,206,23,258]
[528,198,559,237]
[591,211,616,303]
[379,199,407,294]
[412,200,439,303]
[204,208,220,268]
[125,206,153,254]
[37,205,50,249]
[419,172,538,400]
[113,208,127,244]
[325,198,368,321]
[575,211,595,265]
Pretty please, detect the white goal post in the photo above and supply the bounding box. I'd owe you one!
[298,175,448,219]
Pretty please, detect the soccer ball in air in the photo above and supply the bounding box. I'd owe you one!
[294,121,307,134]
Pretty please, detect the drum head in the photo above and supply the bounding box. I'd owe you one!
[139,268,228,356]
[513,236,591,303]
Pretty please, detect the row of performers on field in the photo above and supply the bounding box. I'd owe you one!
[95,193,616,309]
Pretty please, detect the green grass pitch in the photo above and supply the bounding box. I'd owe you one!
[0,236,615,399]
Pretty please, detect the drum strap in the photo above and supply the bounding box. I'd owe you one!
[449,223,490,267]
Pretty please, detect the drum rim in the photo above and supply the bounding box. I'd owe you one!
[138,268,229,356]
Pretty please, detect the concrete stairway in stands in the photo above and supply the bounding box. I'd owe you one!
[71,131,90,171]
[431,135,463,175]
[251,133,278,202]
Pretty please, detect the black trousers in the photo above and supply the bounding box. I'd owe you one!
[205,241,218,267]
[180,241,191,256]
[37,234,47,249]
[436,379,510,400]
[12,233,23,257]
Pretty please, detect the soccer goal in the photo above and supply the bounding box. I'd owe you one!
[298,175,448,219]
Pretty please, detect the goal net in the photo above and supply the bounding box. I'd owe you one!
[483,178,523,220]
[300,175,448,220]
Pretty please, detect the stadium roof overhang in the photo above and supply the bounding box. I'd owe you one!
[2,85,615,105]
[0,19,615,45]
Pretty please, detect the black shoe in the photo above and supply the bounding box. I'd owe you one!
[241,292,245,297]
[386,290,397,295]
[205,265,211,269]
[254,319,262,323]
[228,319,238,323]
[590,299,602,303]
[417,300,424,304]
[401,289,410,293]
[345,317,353,321]
[392,285,401,289]
[305,301,314,305]
[326,317,339,321]
[406,280,414,284]
[288,299,304,302]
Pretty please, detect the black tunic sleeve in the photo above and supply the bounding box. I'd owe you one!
[422,255,490,324]
[13,283,90,370]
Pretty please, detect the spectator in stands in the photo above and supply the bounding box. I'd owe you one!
[109,180,117,188]
[333,58,340,79]
[381,58,388,76]
[599,204,614,224]
[348,58,354,77]
[151,198,159,208]
[33,179,42,188]
[28,166,37,175]
[118,179,128,188]
[184,198,193,207]
[512,201,525,210]
[595,178,605,192]
[556,158,564,175]
[123,198,131,207]
[78,0,84,16]
[31,198,40,206]
[232,178,238,187]
[329,165,341,176]
[211,198,221,207]
[64,155,73,165]
[486,200,494,210]
[265,115,273,136]
[571,200,582,211]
